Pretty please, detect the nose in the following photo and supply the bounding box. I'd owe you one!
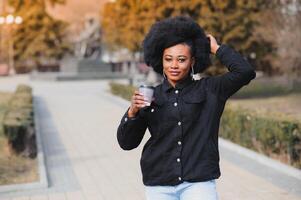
[170,60,179,69]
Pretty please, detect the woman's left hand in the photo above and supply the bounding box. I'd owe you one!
[206,34,220,55]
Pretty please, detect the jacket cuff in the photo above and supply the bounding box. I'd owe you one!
[121,108,140,125]
[215,44,229,59]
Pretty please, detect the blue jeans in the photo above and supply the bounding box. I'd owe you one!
[145,180,218,200]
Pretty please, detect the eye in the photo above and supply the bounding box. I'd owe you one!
[178,58,186,63]
[164,58,172,62]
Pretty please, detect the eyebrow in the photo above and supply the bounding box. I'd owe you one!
[164,55,188,58]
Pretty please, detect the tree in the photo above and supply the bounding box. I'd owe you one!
[101,0,128,51]
[8,0,70,68]
[101,0,270,75]
[101,0,155,54]
[195,0,270,75]
[101,0,202,53]
[255,0,301,78]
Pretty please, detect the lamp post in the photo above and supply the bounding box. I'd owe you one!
[0,15,7,75]
[0,16,5,61]
[0,14,22,75]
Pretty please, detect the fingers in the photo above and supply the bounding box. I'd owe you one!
[206,34,216,40]
[206,33,219,54]
[133,99,147,108]
[133,91,144,100]
[206,34,214,41]
[134,90,141,95]
[133,91,145,103]
[131,90,148,108]
[206,34,215,43]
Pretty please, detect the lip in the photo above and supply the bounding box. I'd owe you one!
[168,71,181,76]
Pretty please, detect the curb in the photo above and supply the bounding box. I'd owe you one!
[219,137,301,180]
[29,71,129,81]
[0,96,48,193]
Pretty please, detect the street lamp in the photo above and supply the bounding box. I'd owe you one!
[6,14,14,24]
[15,16,23,24]
[0,14,23,75]
[0,16,5,24]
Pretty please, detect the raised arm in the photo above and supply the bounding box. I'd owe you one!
[205,34,256,100]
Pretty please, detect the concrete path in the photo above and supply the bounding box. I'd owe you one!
[0,75,300,200]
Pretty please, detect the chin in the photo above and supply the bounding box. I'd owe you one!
[167,74,187,82]
[167,76,180,82]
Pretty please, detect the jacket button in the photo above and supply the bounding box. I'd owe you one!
[124,117,128,122]
[175,90,179,94]
[178,141,182,145]
[174,102,178,107]
[178,177,182,181]
[151,108,154,112]
[178,121,182,126]
[177,158,181,162]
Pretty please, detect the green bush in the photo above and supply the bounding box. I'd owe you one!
[9,95,33,109]
[0,107,7,136]
[109,82,136,101]
[0,92,11,137]
[220,106,301,169]
[2,84,35,155]
[15,84,32,94]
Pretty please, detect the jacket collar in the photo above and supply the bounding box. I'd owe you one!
[162,76,193,92]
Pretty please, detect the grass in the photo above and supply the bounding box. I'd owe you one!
[0,137,38,185]
[0,91,38,185]
[227,93,301,122]
[233,78,301,99]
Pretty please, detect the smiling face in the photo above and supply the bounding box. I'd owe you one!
[163,43,195,87]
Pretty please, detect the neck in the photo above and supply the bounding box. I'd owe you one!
[167,79,176,88]
[167,75,191,88]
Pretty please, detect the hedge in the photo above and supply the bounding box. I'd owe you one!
[109,82,136,101]
[220,106,301,169]
[2,84,36,158]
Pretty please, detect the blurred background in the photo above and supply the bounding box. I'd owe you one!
[0,0,300,84]
[0,0,300,199]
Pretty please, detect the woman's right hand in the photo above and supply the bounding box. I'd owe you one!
[128,90,147,118]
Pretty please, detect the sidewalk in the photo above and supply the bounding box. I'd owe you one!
[0,75,300,200]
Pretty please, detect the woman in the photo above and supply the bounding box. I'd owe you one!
[117,16,256,200]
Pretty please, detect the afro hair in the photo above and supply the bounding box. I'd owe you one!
[143,16,211,74]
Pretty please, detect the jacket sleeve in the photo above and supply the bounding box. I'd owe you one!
[117,108,147,150]
[206,44,256,100]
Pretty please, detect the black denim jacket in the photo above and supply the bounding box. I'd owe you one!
[117,44,256,186]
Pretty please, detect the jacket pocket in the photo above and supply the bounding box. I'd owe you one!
[182,91,206,121]
[183,91,206,103]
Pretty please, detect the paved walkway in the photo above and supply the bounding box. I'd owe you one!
[0,75,300,200]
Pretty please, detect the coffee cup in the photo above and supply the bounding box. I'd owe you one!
[139,85,154,106]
